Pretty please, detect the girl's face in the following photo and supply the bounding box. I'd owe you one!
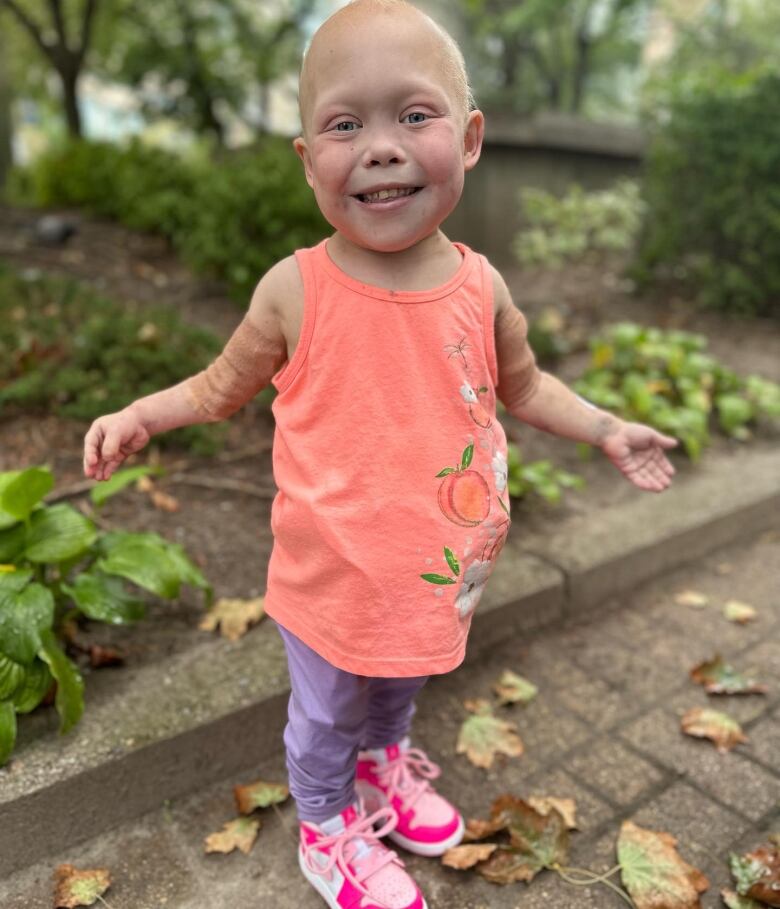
[294,13,483,254]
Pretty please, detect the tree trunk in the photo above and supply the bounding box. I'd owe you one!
[0,29,13,187]
[61,65,82,137]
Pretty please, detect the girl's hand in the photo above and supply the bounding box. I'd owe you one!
[601,420,678,492]
[83,406,151,481]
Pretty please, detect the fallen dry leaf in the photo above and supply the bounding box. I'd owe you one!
[492,670,538,706]
[457,700,524,768]
[681,707,748,753]
[442,843,497,869]
[53,864,112,908]
[528,796,578,830]
[88,644,125,669]
[204,816,260,855]
[721,889,764,909]
[199,596,265,641]
[675,589,709,609]
[730,842,780,907]
[715,562,733,575]
[689,655,767,696]
[136,475,180,512]
[723,600,757,624]
[234,780,289,815]
[618,820,709,909]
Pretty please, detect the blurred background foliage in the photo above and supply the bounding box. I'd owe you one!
[0,0,778,315]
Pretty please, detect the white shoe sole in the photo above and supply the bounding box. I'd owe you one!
[299,848,429,909]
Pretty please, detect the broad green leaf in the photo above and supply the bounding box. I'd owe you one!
[162,540,212,603]
[38,628,84,734]
[0,699,17,766]
[0,652,26,699]
[444,547,460,577]
[25,504,97,563]
[420,573,456,585]
[0,523,27,561]
[689,655,767,695]
[61,572,146,625]
[681,707,747,753]
[0,471,23,529]
[12,658,53,713]
[233,780,289,814]
[618,820,709,909]
[0,568,33,600]
[89,465,162,507]
[0,467,54,523]
[492,670,538,706]
[97,539,182,599]
[456,699,524,768]
[461,444,474,469]
[0,582,55,664]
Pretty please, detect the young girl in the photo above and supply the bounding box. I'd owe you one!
[83,2,677,906]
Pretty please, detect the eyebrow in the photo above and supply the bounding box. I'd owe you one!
[314,79,451,120]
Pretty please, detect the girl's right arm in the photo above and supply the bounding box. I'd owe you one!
[83,261,291,482]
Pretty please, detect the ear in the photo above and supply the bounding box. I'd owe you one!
[463,109,484,172]
[293,136,314,189]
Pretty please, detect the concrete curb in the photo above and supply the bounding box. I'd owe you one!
[1,444,778,877]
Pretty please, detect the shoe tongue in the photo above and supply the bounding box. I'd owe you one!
[318,804,371,859]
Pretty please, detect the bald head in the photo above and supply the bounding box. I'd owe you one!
[298,0,473,138]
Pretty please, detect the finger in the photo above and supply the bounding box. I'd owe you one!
[655,432,679,449]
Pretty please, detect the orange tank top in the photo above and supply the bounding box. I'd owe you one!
[264,239,512,677]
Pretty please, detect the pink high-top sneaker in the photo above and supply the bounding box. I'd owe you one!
[356,738,464,857]
[299,801,428,909]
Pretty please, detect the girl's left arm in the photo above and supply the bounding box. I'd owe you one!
[492,266,678,493]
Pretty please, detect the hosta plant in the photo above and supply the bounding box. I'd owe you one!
[506,444,584,504]
[0,466,212,766]
[574,323,780,460]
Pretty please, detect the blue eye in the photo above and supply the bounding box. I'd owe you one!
[404,112,428,124]
[334,121,357,132]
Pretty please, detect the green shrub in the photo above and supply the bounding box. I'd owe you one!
[0,465,211,766]
[0,262,229,453]
[574,322,780,460]
[513,179,645,269]
[506,443,584,503]
[636,70,780,316]
[6,136,328,301]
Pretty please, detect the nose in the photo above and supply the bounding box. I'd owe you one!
[362,126,406,167]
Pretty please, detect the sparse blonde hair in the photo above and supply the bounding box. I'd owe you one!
[298,0,475,135]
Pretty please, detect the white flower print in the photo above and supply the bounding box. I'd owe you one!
[460,382,478,404]
[454,559,492,619]
[491,450,508,492]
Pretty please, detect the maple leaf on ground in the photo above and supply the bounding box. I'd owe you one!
[442,843,497,869]
[528,796,578,830]
[689,655,767,696]
[451,795,569,885]
[456,699,524,768]
[618,821,709,909]
[681,707,748,753]
[198,596,265,641]
[492,670,538,706]
[730,843,780,907]
[721,890,764,909]
[204,816,261,855]
[53,864,112,908]
[234,780,289,815]
[723,600,757,624]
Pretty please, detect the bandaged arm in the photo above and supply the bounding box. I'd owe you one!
[128,269,288,435]
[494,269,622,446]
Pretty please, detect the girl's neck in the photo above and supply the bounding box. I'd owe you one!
[325,230,463,292]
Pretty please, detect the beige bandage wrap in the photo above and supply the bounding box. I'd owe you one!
[185,315,287,422]
[495,301,542,416]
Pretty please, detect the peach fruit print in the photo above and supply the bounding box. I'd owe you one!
[436,444,491,527]
[460,382,492,428]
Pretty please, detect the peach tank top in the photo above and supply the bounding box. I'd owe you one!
[264,239,512,677]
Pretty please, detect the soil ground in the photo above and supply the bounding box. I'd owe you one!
[1,201,779,673]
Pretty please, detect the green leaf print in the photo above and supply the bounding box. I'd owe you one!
[497,496,511,516]
[435,468,457,478]
[444,547,460,576]
[478,386,488,394]
[421,573,457,585]
[461,444,474,470]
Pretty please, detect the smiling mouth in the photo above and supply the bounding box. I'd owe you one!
[354,187,423,203]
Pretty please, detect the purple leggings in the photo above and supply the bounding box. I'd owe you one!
[277,623,428,823]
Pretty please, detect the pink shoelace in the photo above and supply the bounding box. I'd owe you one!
[302,802,403,909]
[375,747,441,814]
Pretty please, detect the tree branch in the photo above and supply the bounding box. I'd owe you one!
[0,0,54,61]
[78,0,100,62]
[47,0,69,51]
